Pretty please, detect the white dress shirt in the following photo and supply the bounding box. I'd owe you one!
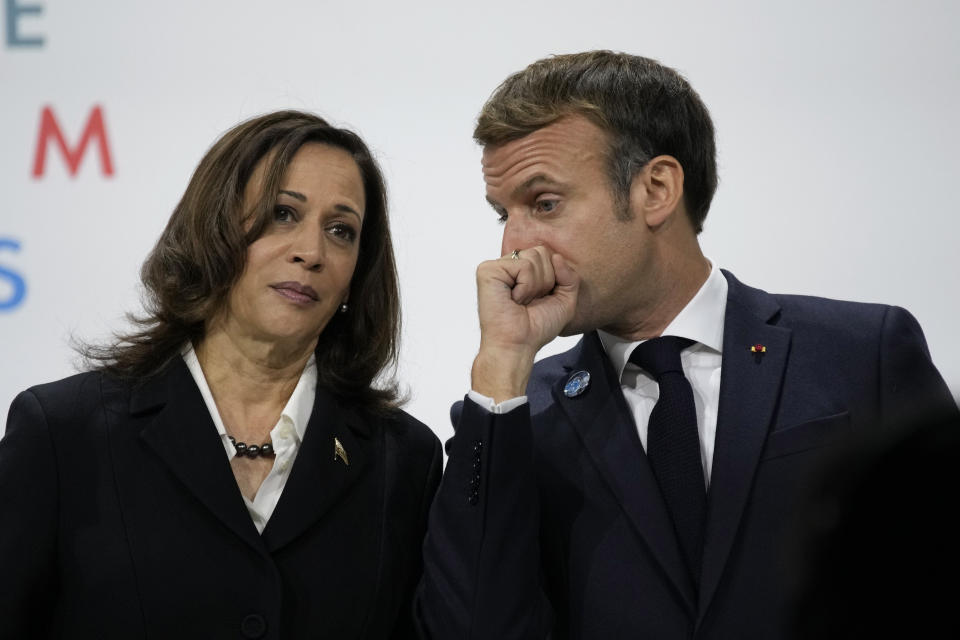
[598,260,727,486]
[470,260,727,487]
[182,345,317,533]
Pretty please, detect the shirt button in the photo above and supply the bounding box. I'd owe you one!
[240,613,267,639]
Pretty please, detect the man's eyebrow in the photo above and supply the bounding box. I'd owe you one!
[486,175,564,211]
[485,195,504,211]
[279,189,307,202]
[512,174,563,199]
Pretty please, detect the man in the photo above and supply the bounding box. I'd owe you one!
[417,51,956,639]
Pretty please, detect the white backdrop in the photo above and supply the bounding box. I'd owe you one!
[2,0,958,444]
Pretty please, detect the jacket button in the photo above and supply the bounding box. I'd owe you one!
[240,613,267,639]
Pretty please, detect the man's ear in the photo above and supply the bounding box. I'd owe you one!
[630,155,685,228]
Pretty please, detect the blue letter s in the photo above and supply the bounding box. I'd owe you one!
[0,238,27,311]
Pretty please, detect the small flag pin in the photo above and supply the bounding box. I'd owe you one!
[334,437,349,466]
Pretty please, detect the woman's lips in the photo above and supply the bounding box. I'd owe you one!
[270,281,318,303]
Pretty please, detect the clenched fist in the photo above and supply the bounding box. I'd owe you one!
[472,246,580,402]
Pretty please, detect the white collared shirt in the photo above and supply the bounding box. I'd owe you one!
[598,260,727,486]
[182,345,317,533]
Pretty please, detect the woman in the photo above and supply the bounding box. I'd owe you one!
[0,111,441,639]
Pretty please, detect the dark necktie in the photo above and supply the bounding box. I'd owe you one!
[629,336,706,587]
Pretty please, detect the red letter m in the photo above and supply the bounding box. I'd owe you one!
[32,105,115,178]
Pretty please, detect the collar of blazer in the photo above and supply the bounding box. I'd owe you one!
[547,270,792,621]
[110,358,373,554]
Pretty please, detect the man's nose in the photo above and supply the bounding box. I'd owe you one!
[500,215,537,256]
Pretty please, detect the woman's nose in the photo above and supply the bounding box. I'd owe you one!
[289,226,324,271]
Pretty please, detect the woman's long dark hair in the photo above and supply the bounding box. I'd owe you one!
[83,110,401,410]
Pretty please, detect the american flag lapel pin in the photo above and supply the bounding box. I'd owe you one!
[334,437,349,466]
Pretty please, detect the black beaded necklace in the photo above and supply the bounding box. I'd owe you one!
[228,435,275,459]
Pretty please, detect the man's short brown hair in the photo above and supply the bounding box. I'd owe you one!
[474,51,718,232]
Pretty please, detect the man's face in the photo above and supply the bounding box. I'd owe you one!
[482,114,655,336]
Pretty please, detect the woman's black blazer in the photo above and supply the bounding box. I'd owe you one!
[0,359,442,639]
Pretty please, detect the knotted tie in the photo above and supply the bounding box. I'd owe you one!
[629,336,706,586]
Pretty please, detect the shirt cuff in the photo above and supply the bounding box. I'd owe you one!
[467,390,528,415]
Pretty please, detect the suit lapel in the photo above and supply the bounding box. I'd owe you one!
[260,388,370,553]
[697,271,791,621]
[555,332,696,611]
[134,360,264,553]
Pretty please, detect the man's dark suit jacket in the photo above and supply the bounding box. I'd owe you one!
[0,358,442,640]
[417,270,956,639]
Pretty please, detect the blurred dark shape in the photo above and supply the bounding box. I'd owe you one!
[787,404,960,638]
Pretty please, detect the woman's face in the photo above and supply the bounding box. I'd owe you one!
[220,143,365,351]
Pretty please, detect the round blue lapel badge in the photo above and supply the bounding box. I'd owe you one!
[563,370,591,398]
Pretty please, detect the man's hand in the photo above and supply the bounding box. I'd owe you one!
[472,246,580,402]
